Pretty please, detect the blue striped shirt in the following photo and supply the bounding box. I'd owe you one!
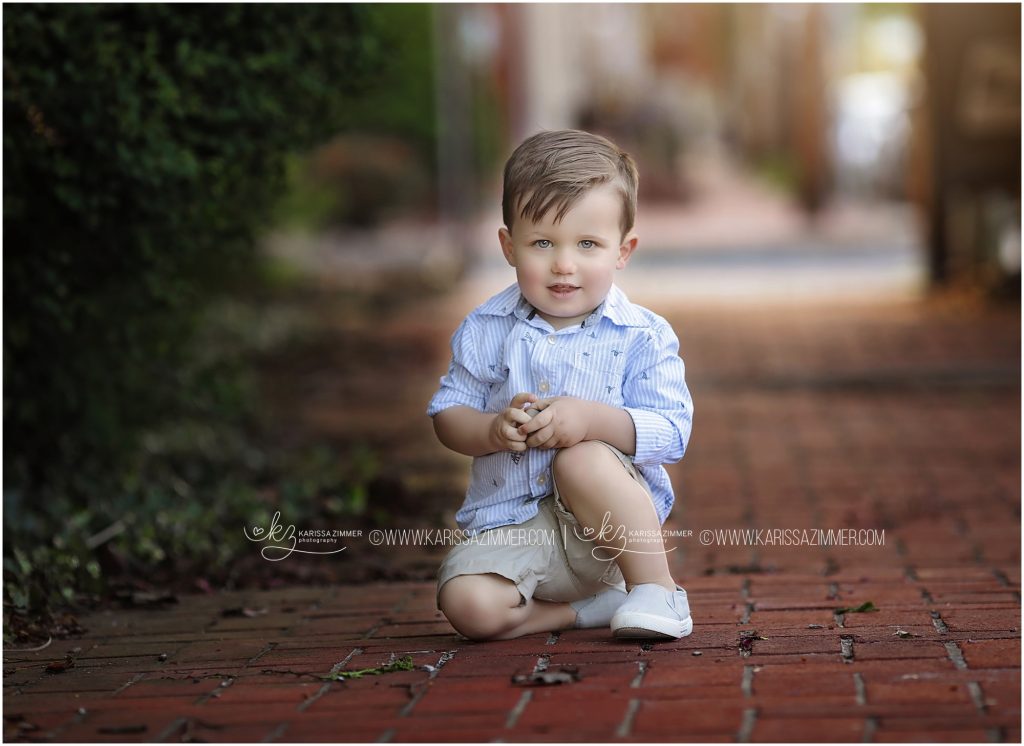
[427,283,693,535]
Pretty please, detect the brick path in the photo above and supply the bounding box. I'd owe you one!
[4,292,1019,742]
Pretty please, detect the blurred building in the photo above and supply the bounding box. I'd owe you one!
[919,4,1020,294]
[429,4,1019,294]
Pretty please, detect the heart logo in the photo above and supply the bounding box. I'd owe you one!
[252,527,264,537]
[582,526,595,537]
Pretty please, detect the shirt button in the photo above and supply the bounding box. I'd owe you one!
[538,380,551,393]
[547,336,556,346]
[536,474,547,485]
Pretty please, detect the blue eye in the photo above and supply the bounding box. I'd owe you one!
[534,239,552,249]
[579,240,595,250]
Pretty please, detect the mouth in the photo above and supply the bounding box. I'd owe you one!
[548,284,580,296]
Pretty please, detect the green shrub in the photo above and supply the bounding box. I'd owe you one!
[3,3,377,499]
[2,4,388,632]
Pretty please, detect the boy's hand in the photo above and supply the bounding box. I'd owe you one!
[489,392,539,452]
[518,396,591,450]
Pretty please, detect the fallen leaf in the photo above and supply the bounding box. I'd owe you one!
[737,630,768,656]
[834,601,878,614]
[326,655,415,680]
[45,657,74,674]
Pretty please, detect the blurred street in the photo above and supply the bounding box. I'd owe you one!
[6,185,1019,740]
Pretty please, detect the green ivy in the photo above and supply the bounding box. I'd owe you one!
[3,4,387,635]
[4,4,378,495]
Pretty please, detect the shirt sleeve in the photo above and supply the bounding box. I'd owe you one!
[621,320,694,466]
[427,317,491,416]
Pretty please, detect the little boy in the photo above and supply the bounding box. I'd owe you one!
[427,129,693,641]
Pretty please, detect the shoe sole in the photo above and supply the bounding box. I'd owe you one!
[611,612,693,640]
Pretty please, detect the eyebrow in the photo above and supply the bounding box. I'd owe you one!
[522,232,607,241]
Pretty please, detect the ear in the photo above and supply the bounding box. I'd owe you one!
[616,233,638,270]
[498,227,516,267]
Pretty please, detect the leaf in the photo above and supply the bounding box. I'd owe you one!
[737,630,768,655]
[326,655,414,680]
[45,656,74,674]
[834,601,878,614]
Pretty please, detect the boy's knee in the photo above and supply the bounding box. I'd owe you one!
[553,441,618,490]
[438,575,519,641]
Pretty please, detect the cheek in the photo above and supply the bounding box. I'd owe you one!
[582,260,616,283]
[516,257,547,285]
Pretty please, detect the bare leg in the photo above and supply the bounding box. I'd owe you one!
[553,442,676,592]
[438,573,576,641]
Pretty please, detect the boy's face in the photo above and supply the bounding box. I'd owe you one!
[498,183,637,331]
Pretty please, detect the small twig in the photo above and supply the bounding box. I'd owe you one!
[6,636,53,653]
[86,519,128,549]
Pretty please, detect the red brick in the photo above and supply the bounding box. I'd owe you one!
[206,681,324,705]
[371,622,457,638]
[412,687,523,715]
[752,669,856,698]
[397,711,512,730]
[17,671,144,694]
[181,701,310,726]
[630,700,747,736]
[850,640,951,661]
[436,655,537,678]
[417,677,524,696]
[752,717,864,742]
[391,727,514,742]
[959,638,1021,668]
[642,662,747,688]
[864,680,972,704]
[941,609,1021,632]
[273,713,396,742]
[746,609,840,628]
[163,721,287,743]
[870,728,995,742]
[58,708,184,742]
[754,701,982,721]
[2,710,80,739]
[741,634,845,657]
[513,691,632,731]
[634,683,742,701]
[165,640,269,664]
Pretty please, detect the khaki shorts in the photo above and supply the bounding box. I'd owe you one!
[436,442,654,607]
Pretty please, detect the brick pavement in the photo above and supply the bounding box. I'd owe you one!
[4,293,1020,742]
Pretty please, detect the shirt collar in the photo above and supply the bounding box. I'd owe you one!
[477,283,647,328]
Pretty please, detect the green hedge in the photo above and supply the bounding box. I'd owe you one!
[3,4,378,499]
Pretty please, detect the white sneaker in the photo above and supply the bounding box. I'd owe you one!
[611,583,693,639]
[570,586,627,629]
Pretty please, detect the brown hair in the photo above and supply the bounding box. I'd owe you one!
[501,129,638,239]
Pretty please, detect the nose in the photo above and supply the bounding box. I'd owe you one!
[551,248,576,275]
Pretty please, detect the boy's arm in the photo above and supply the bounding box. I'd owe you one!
[586,402,637,454]
[620,320,693,466]
[427,317,497,456]
[433,406,501,457]
[434,392,538,457]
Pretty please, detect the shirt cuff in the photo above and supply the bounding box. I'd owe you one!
[623,407,675,465]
